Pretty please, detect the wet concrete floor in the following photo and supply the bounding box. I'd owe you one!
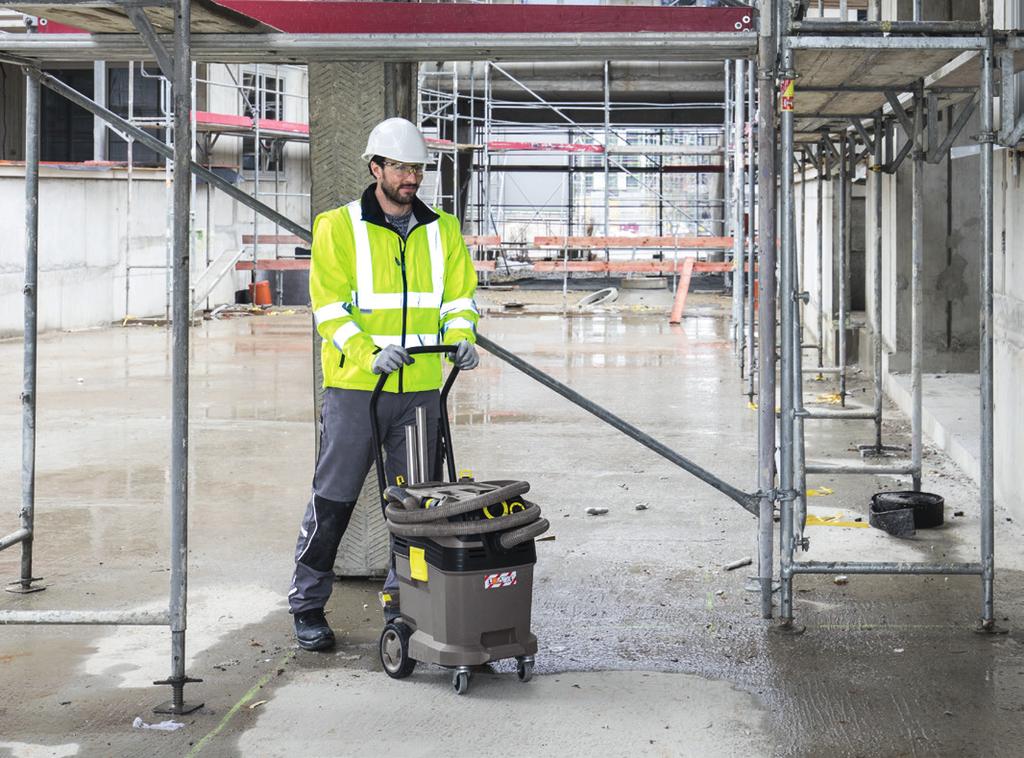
[1,301,1022,757]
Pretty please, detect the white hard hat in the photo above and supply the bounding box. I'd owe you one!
[361,117,430,164]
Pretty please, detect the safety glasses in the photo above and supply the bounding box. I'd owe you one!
[383,160,425,176]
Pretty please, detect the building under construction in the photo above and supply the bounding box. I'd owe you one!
[1,1,1024,755]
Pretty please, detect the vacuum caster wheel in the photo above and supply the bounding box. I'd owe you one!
[452,669,470,695]
[516,656,534,683]
[379,622,416,679]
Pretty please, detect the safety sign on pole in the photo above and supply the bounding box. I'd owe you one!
[780,79,795,111]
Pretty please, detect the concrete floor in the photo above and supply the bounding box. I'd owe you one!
[1,298,1022,757]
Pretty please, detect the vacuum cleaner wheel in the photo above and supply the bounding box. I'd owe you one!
[379,622,416,679]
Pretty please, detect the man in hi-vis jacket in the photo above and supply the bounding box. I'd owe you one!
[289,117,480,651]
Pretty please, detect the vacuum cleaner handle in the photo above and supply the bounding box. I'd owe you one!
[369,345,461,508]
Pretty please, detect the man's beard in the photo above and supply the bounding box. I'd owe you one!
[381,179,417,207]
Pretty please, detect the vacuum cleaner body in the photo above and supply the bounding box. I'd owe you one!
[392,481,539,668]
[369,346,548,693]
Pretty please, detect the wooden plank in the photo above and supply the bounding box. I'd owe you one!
[236,258,744,274]
[236,259,310,271]
[242,234,307,245]
[533,235,733,249]
[464,235,502,246]
[531,260,736,274]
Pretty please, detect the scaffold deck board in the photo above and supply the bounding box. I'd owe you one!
[534,235,732,249]
[9,0,272,33]
[0,2,758,63]
[792,45,986,132]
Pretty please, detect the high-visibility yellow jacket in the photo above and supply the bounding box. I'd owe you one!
[311,185,479,393]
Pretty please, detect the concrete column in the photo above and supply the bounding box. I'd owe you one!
[307,61,418,578]
[309,63,388,217]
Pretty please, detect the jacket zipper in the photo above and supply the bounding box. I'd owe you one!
[397,235,409,394]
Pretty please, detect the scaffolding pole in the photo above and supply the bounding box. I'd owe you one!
[755,0,777,619]
[745,59,757,399]
[816,135,826,376]
[979,1,996,628]
[777,44,796,624]
[732,59,746,357]
[151,0,202,715]
[2,72,42,595]
[910,81,924,491]
[837,131,849,406]
[871,113,885,450]
[776,13,998,629]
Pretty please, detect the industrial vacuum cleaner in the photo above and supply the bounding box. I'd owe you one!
[370,345,549,695]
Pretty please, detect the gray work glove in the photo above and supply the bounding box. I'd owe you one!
[372,344,414,375]
[453,340,479,371]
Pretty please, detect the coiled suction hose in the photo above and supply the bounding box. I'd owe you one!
[383,480,550,550]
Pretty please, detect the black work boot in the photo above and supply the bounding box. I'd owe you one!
[293,608,335,651]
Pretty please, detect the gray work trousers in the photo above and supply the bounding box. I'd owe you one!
[288,387,440,614]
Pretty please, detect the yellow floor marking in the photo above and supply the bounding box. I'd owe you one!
[806,486,834,497]
[805,514,868,528]
[188,650,296,756]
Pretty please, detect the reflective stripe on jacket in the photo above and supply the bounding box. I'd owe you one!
[311,184,479,393]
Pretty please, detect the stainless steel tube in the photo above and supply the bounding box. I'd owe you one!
[733,58,746,359]
[789,561,983,576]
[724,59,732,292]
[872,114,884,450]
[16,73,40,589]
[805,461,917,475]
[0,528,30,552]
[838,134,849,406]
[979,20,995,626]
[792,150,808,548]
[756,1,778,618]
[801,408,878,419]
[166,0,194,710]
[911,82,924,491]
[816,140,825,374]
[0,610,171,625]
[778,47,796,622]
[602,60,610,259]
[405,425,419,485]
[746,59,757,399]
[415,406,429,484]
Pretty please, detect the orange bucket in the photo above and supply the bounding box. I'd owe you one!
[248,280,272,306]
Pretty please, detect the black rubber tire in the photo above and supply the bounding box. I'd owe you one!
[516,660,534,683]
[453,671,470,695]
[379,622,416,679]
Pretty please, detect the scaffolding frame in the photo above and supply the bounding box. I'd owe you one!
[0,4,1009,717]
[0,0,762,710]
[759,0,1001,631]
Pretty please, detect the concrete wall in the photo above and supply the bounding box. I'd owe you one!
[1,165,169,334]
[797,168,835,356]
[0,165,262,334]
[882,113,980,376]
[993,151,1024,519]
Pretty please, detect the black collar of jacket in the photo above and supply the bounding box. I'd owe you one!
[359,183,439,232]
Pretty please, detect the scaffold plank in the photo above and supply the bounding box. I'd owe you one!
[534,235,732,249]
[234,259,738,275]
[531,261,735,274]
[212,1,754,35]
